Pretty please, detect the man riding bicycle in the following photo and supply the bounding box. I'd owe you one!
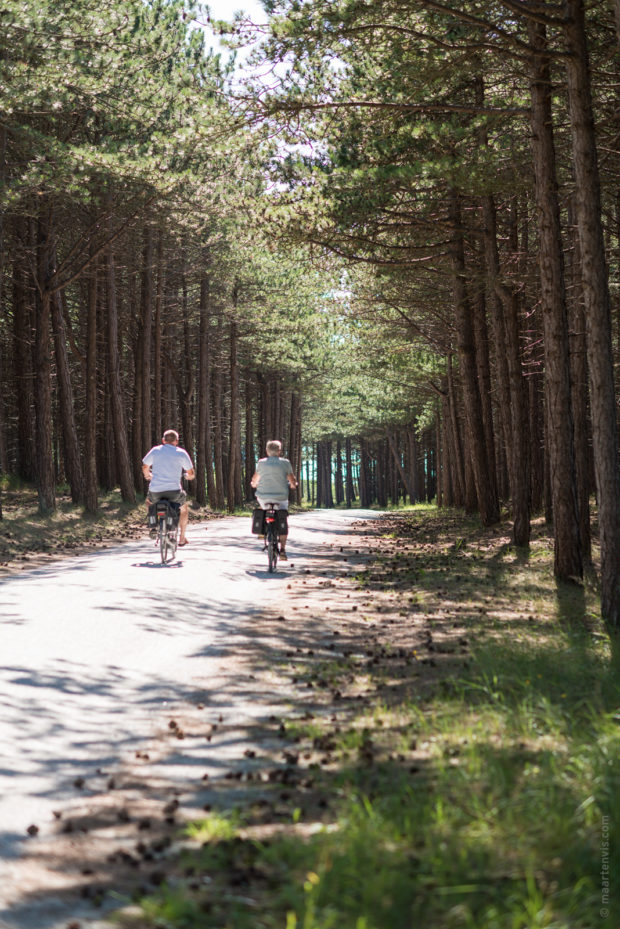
[250,440,298,561]
[142,429,195,547]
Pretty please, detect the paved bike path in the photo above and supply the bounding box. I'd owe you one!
[0,508,379,928]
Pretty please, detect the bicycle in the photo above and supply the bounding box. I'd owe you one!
[149,498,180,564]
[263,502,282,573]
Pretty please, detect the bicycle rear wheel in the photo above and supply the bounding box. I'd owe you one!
[159,518,167,564]
[167,523,178,562]
[267,528,278,572]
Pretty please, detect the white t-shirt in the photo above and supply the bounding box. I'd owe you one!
[142,444,193,492]
[255,456,293,501]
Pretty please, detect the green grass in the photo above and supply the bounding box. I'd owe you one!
[121,654,618,929]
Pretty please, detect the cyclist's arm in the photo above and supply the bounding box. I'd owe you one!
[287,471,298,488]
[142,463,152,481]
[250,471,259,489]
[185,467,195,481]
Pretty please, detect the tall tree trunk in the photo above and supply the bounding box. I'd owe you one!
[345,437,354,507]
[563,0,620,644]
[51,287,84,504]
[34,212,56,513]
[482,194,531,544]
[448,189,500,526]
[196,267,216,507]
[212,367,225,509]
[288,390,302,504]
[335,440,344,505]
[105,246,135,503]
[13,225,36,481]
[153,231,164,442]
[227,315,242,512]
[386,430,415,502]
[445,356,465,506]
[529,372,545,514]
[84,255,98,513]
[141,225,153,454]
[244,378,255,502]
[567,198,592,563]
[528,17,582,580]
[613,0,620,48]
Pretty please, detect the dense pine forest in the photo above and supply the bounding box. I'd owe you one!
[1,0,620,648]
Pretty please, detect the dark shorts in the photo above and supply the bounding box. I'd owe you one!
[147,489,187,505]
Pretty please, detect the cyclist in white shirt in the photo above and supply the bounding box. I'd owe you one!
[250,439,298,560]
[142,429,195,547]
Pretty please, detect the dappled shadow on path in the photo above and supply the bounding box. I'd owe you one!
[2,510,614,928]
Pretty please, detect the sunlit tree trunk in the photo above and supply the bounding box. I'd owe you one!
[563,0,620,644]
[528,17,582,580]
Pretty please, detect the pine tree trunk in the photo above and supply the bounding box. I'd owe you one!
[529,372,545,514]
[335,440,344,504]
[153,231,164,441]
[345,437,354,506]
[141,225,153,454]
[528,17,582,580]
[567,198,592,563]
[449,189,499,526]
[132,339,144,490]
[244,378,255,502]
[196,269,216,507]
[563,0,620,642]
[288,390,302,504]
[613,0,620,48]
[105,246,135,503]
[227,316,242,512]
[180,290,196,499]
[34,213,56,514]
[386,430,415,502]
[212,317,225,509]
[13,225,36,481]
[84,257,98,513]
[51,288,84,504]
[446,358,466,506]
[482,195,530,543]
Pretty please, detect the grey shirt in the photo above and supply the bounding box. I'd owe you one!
[255,456,293,501]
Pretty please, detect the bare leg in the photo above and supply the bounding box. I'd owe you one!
[179,503,189,543]
[279,534,287,551]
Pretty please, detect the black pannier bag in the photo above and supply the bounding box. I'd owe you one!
[154,499,180,528]
[251,508,266,534]
[147,502,157,527]
[277,510,288,535]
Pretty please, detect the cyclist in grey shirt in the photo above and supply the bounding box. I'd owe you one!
[251,439,298,560]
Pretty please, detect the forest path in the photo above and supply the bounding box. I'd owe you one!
[0,508,382,929]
